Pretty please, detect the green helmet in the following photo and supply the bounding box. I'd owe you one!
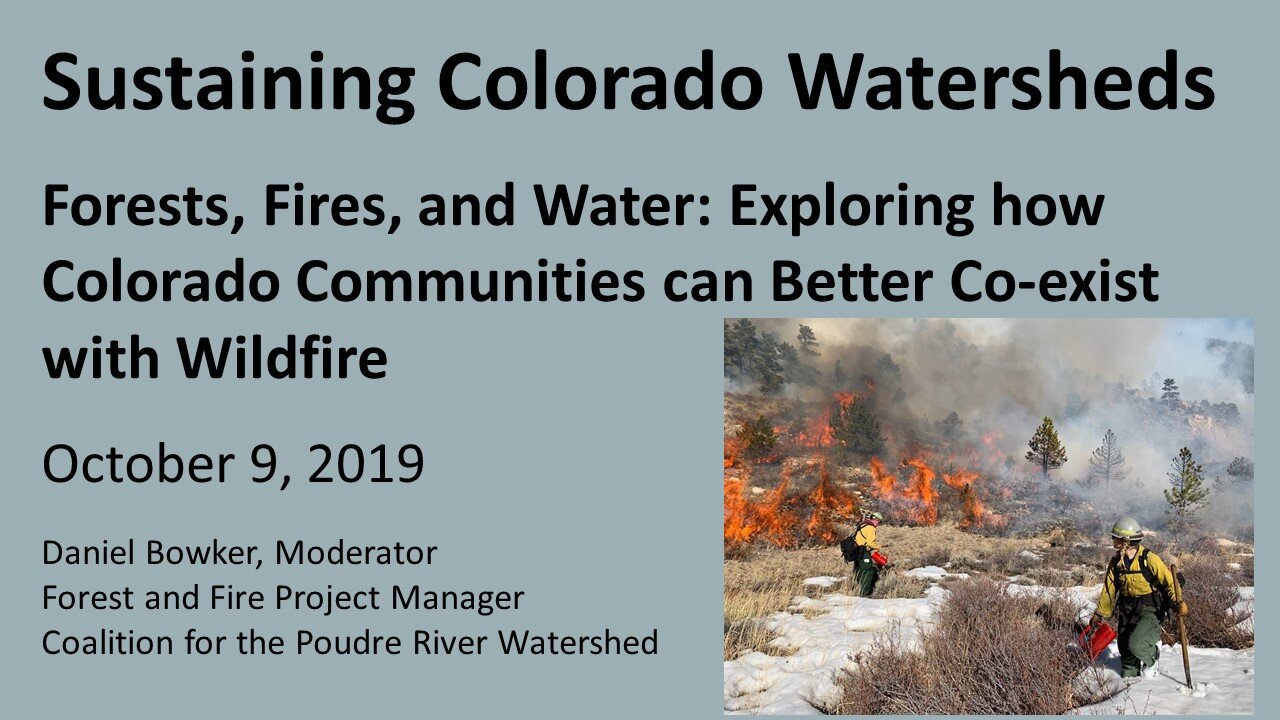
[1110,516,1143,541]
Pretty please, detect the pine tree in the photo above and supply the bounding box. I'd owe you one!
[1025,416,1068,480]
[797,325,820,356]
[778,337,820,387]
[1160,378,1181,409]
[833,359,845,386]
[1164,446,1210,523]
[1087,429,1127,488]
[830,396,884,457]
[740,415,778,460]
[754,331,787,395]
[934,411,964,440]
[723,319,760,380]
[1226,456,1254,482]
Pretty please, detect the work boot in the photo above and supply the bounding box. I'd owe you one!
[1140,660,1159,679]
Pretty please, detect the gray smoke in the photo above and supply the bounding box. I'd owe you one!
[1207,338,1255,395]
[745,318,1255,534]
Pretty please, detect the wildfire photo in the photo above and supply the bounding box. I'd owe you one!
[723,318,1255,716]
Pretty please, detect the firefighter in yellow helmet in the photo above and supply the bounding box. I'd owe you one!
[848,511,884,597]
[1088,517,1188,678]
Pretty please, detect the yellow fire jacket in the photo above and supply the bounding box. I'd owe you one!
[853,523,879,551]
[1096,547,1174,619]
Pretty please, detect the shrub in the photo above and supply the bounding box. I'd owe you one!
[912,545,952,568]
[739,415,778,460]
[871,571,930,599]
[835,579,1101,714]
[946,551,985,573]
[1169,554,1253,649]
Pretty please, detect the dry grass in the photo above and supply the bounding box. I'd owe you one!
[833,579,1103,715]
[724,523,1255,661]
[723,543,934,659]
[872,570,931,599]
[724,546,848,659]
[724,524,1093,660]
[871,523,1105,581]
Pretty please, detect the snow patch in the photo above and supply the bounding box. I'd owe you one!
[903,565,968,580]
[1176,682,1216,698]
[725,572,1254,715]
[802,576,841,589]
[1074,646,1253,715]
[724,587,945,714]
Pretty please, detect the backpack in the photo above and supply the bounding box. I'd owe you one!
[840,523,871,563]
[1110,548,1178,620]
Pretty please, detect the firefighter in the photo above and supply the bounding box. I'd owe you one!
[1088,516,1188,679]
[849,511,884,597]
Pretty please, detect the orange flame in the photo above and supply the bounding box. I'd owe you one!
[870,457,898,496]
[900,457,939,525]
[724,391,1006,547]
[724,472,796,547]
[724,436,746,469]
[791,392,860,449]
[803,463,861,542]
[959,484,984,529]
[724,456,862,548]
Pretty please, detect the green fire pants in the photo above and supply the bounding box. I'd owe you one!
[853,557,879,597]
[1117,599,1162,678]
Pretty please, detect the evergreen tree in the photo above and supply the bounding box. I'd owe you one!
[874,353,906,402]
[723,319,760,380]
[777,337,820,387]
[724,320,819,394]
[934,411,964,440]
[833,359,846,386]
[1025,416,1068,480]
[1160,378,1181,410]
[874,353,901,380]
[1164,446,1210,523]
[797,325,820,356]
[1087,428,1127,488]
[1211,402,1242,424]
[1225,456,1254,483]
[739,415,778,460]
[755,331,788,395]
[829,396,884,457]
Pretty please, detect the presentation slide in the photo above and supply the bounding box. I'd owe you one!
[2,1,1270,716]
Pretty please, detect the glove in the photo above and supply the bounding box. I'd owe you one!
[1175,600,1189,616]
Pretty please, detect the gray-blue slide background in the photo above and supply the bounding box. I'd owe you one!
[0,1,1272,716]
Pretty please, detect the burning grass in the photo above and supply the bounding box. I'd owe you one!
[724,459,863,548]
[724,391,1012,550]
